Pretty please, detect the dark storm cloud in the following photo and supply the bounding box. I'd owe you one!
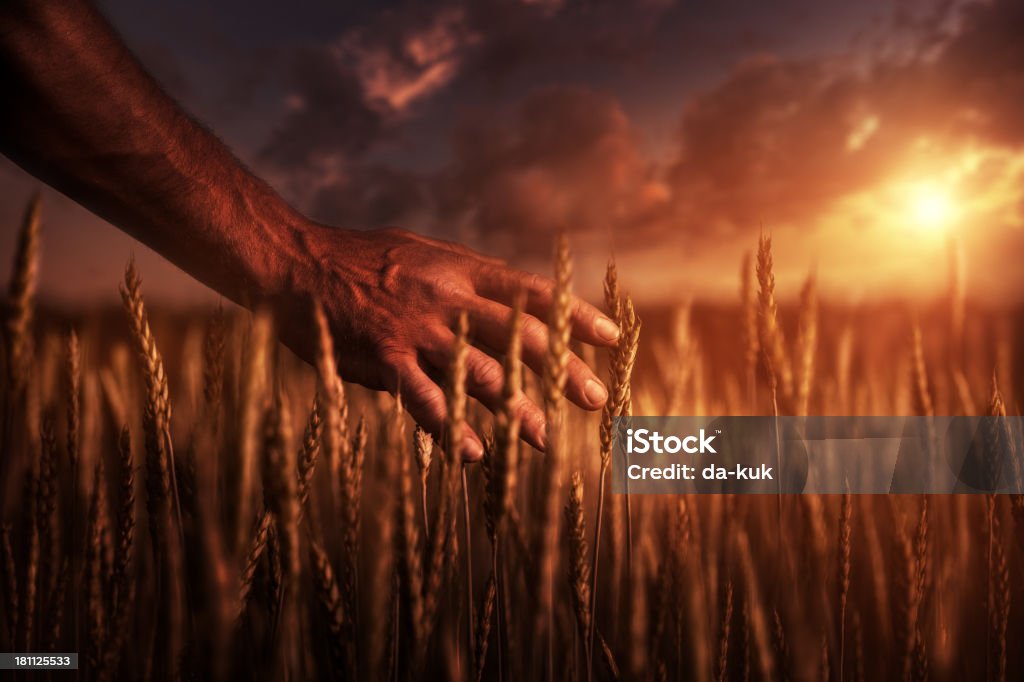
[937,0,1024,145]
[294,0,1024,258]
[458,0,676,78]
[659,0,1024,234]
[256,0,678,176]
[302,86,664,254]
[10,0,1024,303]
[259,48,384,172]
[665,55,890,230]
[431,86,663,256]
[308,164,429,228]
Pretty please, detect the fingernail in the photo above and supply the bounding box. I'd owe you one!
[595,317,620,341]
[462,436,483,461]
[584,379,608,405]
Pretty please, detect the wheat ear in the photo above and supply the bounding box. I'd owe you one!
[415,426,433,541]
[566,470,593,681]
[756,233,793,408]
[309,537,347,680]
[4,193,40,387]
[396,395,426,657]
[796,273,817,416]
[740,252,759,407]
[108,425,135,671]
[536,233,572,676]
[421,311,469,659]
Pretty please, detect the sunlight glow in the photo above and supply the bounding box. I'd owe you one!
[908,182,955,231]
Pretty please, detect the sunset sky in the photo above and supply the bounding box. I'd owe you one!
[2,0,1023,305]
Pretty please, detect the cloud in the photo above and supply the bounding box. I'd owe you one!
[658,0,1024,238]
[308,164,430,228]
[341,6,479,113]
[936,0,1024,145]
[664,54,891,232]
[259,47,383,168]
[266,0,1024,296]
[430,86,666,255]
[257,0,678,181]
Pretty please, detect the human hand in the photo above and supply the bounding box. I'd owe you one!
[274,223,620,460]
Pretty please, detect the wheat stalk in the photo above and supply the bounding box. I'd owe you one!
[991,507,1009,682]
[107,424,135,671]
[340,408,364,659]
[236,509,272,621]
[4,193,40,387]
[85,459,107,674]
[1,523,18,645]
[237,312,271,552]
[756,233,793,409]
[297,394,323,513]
[741,252,759,407]
[796,274,817,417]
[474,568,498,682]
[837,491,852,682]
[396,396,426,659]
[415,427,433,541]
[717,580,733,682]
[65,329,81,469]
[595,260,640,664]
[566,470,593,681]
[37,414,59,613]
[120,262,178,552]
[312,302,350,528]
[535,233,572,677]
[910,324,934,418]
[771,608,789,682]
[913,498,928,679]
[201,307,226,438]
[260,388,300,670]
[43,558,68,651]
[421,311,469,660]
[309,537,347,680]
[21,469,38,652]
[735,528,774,680]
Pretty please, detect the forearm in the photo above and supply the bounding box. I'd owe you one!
[0,0,309,305]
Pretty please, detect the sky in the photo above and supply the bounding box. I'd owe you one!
[2,0,1023,306]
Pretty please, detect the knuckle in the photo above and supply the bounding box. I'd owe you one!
[376,342,406,366]
[521,316,549,344]
[568,355,595,381]
[415,386,446,419]
[430,276,470,304]
[515,394,545,429]
[470,356,503,392]
[528,272,553,295]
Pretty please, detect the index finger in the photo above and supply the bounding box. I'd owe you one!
[473,265,620,347]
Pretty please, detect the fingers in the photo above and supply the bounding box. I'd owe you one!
[473,265,620,347]
[421,340,548,451]
[385,352,484,461]
[466,296,608,411]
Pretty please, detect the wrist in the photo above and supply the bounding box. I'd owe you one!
[211,174,324,308]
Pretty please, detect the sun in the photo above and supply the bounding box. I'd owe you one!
[908,182,955,230]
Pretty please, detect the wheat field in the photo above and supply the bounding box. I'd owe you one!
[1,195,1021,681]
